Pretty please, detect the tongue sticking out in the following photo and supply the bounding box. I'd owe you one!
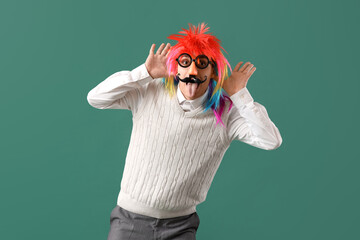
[186,82,199,96]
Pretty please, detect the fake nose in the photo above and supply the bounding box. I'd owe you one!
[188,61,198,75]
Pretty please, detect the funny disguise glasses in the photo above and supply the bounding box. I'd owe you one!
[176,53,214,69]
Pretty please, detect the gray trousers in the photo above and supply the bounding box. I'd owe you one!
[107,205,200,240]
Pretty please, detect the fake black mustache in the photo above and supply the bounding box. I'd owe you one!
[176,74,207,85]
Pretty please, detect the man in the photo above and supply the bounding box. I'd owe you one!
[87,23,282,240]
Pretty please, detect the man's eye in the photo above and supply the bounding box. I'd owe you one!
[198,62,206,67]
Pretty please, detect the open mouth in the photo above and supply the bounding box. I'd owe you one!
[186,78,200,89]
[176,74,207,95]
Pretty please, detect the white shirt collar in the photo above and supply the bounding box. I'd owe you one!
[177,85,209,111]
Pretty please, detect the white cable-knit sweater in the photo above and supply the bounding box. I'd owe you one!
[87,63,282,218]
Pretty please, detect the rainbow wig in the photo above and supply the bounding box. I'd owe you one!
[163,22,233,127]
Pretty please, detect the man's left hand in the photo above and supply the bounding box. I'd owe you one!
[223,61,256,96]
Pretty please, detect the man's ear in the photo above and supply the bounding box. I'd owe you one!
[211,68,219,81]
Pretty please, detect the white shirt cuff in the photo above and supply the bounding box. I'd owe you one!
[229,87,254,108]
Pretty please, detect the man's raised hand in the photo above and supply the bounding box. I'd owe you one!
[223,61,256,96]
[145,43,171,79]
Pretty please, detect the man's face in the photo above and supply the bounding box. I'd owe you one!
[177,53,216,100]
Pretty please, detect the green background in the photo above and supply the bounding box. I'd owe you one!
[1,0,359,239]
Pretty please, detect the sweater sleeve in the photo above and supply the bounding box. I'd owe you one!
[87,63,154,114]
[226,87,283,150]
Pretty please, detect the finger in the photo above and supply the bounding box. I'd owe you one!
[233,61,243,72]
[149,44,155,56]
[161,43,171,56]
[156,43,166,55]
[249,67,256,75]
[165,48,171,58]
[239,62,251,72]
[245,64,254,73]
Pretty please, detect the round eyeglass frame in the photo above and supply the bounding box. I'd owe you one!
[176,53,214,69]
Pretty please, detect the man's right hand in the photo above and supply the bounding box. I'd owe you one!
[145,43,171,79]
